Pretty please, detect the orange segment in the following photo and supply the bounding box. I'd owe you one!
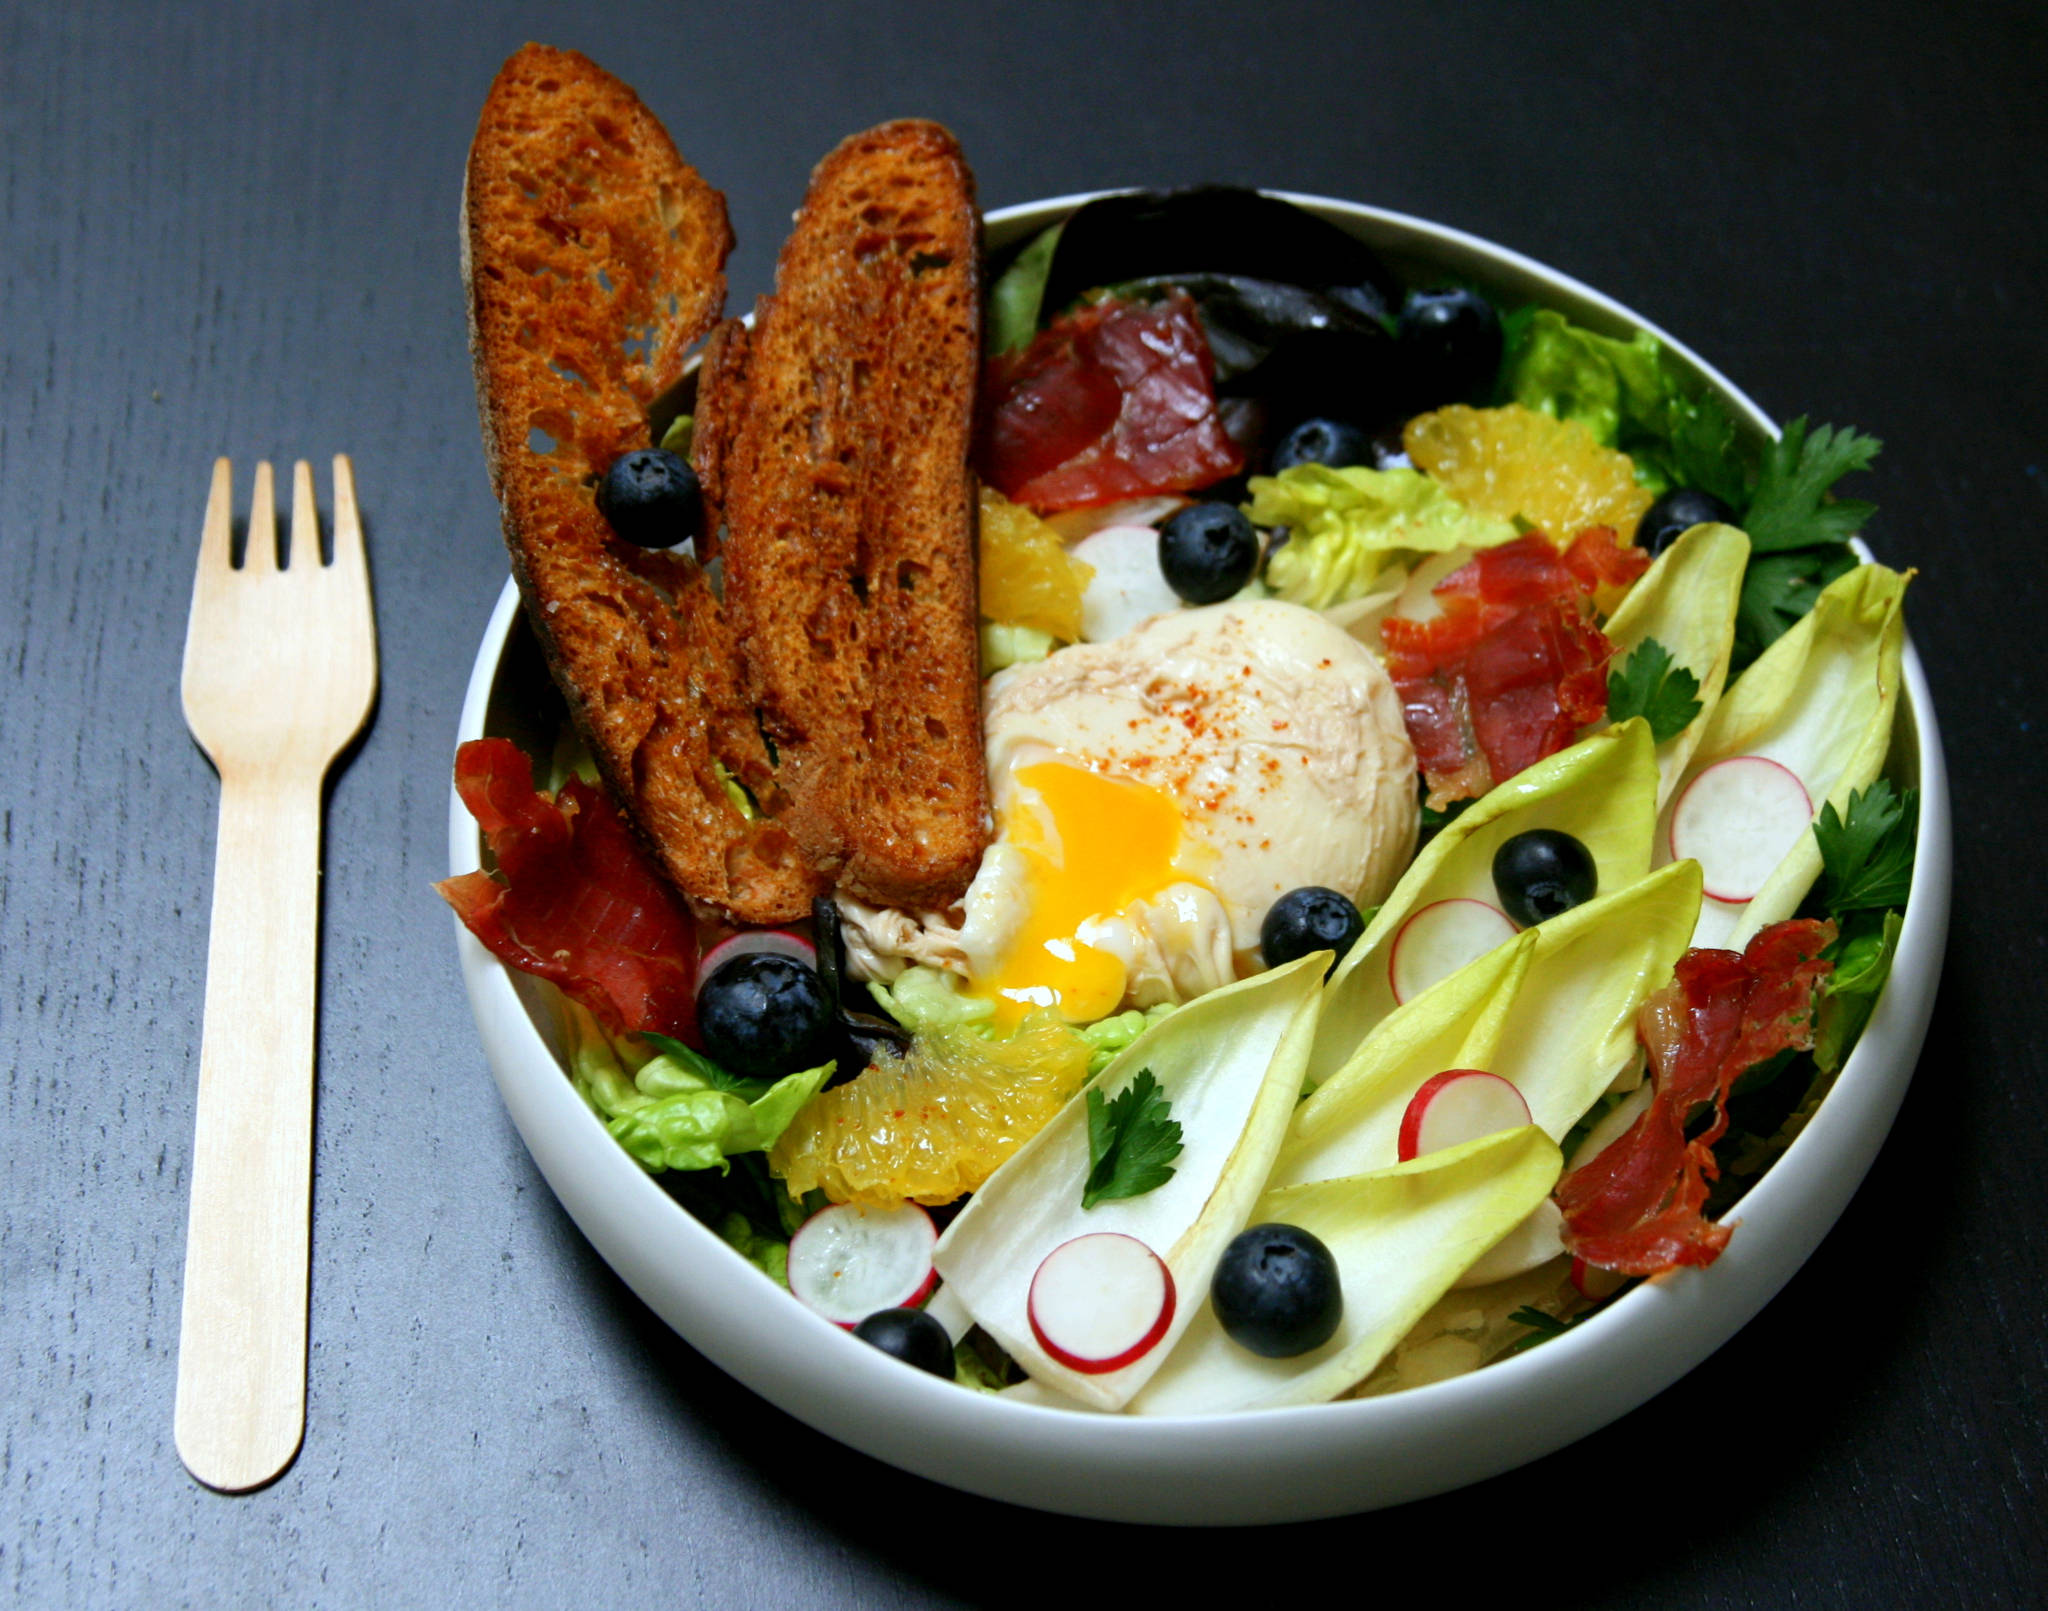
[979,485,1092,641]
[769,1016,1092,1207]
[1405,404,1654,543]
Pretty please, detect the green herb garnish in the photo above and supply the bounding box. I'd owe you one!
[1606,637,1703,742]
[1743,418,1882,554]
[1813,781,1918,916]
[1082,1067,1183,1210]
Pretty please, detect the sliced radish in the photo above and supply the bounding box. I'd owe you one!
[787,1203,937,1327]
[1668,755,1813,904]
[1027,1232,1176,1374]
[1397,1069,1533,1162]
[1388,898,1519,1004]
[1070,524,1184,643]
[1571,1257,1629,1301]
[698,928,816,988]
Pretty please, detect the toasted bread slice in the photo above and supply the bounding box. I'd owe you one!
[464,43,825,922]
[698,120,989,911]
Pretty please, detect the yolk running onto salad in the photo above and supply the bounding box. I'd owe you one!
[974,760,1197,1027]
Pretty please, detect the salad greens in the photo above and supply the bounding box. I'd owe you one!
[1596,521,1748,806]
[932,956,1325,1409]
[1660,561,1909,950]
[562,1002,830,1175]
[1501,307,1747,506]
[1249,464,1516,609]
[1280,859,1702,1188]
[1313,719,1660,1082]
[1129,1125,1561,1415]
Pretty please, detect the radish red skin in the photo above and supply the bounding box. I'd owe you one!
[697,928,817,990]
[1027,1233,1177,1374]
[1397,1069,1532,1162]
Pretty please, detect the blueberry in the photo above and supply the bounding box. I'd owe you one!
[597,448,703,550]
[696,953,832,1079]
[1491,829,1597,927]
[1260,887,1365,972]
[1398,286,1504,411]
[1267,417,1374,474]
[851,1308,955,1377]
[1638,487,1736,556]
[1211,1224,1342,1358]
[1158,502,1260,604]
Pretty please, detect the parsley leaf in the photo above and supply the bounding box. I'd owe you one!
[1813,781,1919,916]
[1743,417,1882,555]
[1606,637,1703,742]
[1082,1068,1183,1210]
[1731,541,1859,673]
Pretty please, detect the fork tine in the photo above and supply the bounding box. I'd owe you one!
[246,461,278,573]
[199,458,234,574]
[329,454,366,580]
[290,460,319,570]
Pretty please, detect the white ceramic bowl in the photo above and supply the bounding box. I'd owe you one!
[447,193,1951,1525]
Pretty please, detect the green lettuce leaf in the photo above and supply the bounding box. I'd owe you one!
[1130,1126,1562,1415]
[1659,562,1909,950]
[606,1061,833,1175]
[1501,309,1748,505]
[1250,464,1517,609]
[987,222,1062,355]
[979,620,1056,675]
[867,965,997,1034]
[1080,1003,1178,1073]
[1813,908,1903,1073]
[934,955,1326,1409]
[561,1001,830,1176]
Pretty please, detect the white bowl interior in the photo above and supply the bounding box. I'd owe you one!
[446,194,1950,1524]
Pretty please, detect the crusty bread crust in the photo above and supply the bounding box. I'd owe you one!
[464,44,825,921]
[702,121,990,911]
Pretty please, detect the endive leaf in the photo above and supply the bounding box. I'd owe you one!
[1310,719,1660,1084]
[1598,522,1750,808]
[932,955,1325,1409]
[1276,860,1702,1188]
[1128,1126,1562,1415]
[1658,563,1909,949]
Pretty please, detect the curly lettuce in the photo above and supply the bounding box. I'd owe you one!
[1249,464,1516,609]
[563,1003,830,1175]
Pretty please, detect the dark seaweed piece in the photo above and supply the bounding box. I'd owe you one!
[810,897,909,1084]
[1038,186,1402,324]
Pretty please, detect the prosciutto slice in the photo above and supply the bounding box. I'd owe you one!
[437,738,699,1042]
[1384,528,1648,807]
[1557,919,1835,1275]
[978,292,1243,511]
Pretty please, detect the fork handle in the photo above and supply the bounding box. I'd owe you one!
[174,768,322,1492]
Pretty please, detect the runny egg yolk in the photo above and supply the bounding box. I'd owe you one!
[975,759,1195,1029]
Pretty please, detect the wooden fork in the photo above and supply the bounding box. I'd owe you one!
[175,457,377,1492]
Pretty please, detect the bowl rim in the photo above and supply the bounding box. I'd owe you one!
[445,189,1951,1523]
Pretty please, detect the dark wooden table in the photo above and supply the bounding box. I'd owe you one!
[5,0,2044,1604]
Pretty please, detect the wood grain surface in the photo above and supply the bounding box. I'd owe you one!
[2,0,2043,1605]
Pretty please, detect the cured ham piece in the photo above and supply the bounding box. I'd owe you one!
[437,738,699,1042]
[1383,529,1648,807]
[978,292,1243,511]
[1557,919,1835,1276]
